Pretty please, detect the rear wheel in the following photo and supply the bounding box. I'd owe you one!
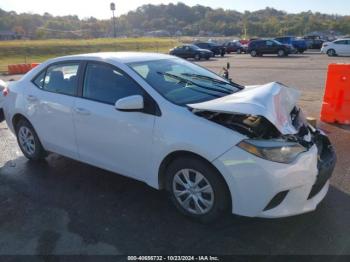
[194,54,201,60]
[277,49,286,57]
[166,157,230,223]
[15,119,47,161]
[327,49,336,57]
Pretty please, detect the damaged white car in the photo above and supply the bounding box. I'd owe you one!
[2,53,336,222]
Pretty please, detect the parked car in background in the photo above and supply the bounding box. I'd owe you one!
[303,35,324,49]
[248,39,292,57]
[275,36,307,53]
[2,52,336,222]
[321,39,350,56]
[194,42,226,57]
[223,41,247,54]
[169,44,213,60]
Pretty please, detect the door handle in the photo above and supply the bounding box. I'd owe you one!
[27,95,38,102]
[74,107,91,116]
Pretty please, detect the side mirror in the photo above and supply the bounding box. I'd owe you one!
[115,95,144,111]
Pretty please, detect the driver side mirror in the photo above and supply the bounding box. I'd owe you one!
[115,95,144,112]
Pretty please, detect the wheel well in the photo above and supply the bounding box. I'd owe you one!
[12,114,29,131]
[158,150,232,209]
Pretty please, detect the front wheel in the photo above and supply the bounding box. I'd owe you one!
[16,119,47,161]
[277,49,286,57]
[250,50,258,57]
[166,157,230,223]
[327,49,336,57]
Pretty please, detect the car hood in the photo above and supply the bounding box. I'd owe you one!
[188,82,300,135]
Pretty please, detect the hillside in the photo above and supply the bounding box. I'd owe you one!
[0,3,349,39]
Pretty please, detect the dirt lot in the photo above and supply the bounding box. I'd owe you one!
[0,52,350,256]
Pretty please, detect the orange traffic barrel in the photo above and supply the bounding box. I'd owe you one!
[31,63,39,69]
[321,64,350,124]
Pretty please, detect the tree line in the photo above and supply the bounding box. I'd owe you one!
[0,3,349,39]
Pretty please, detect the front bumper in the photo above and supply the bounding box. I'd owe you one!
[213,131,336,218]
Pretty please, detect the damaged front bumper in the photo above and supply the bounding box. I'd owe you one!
[212,129,336,218]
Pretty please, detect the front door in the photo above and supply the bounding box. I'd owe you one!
[73,62,156,181]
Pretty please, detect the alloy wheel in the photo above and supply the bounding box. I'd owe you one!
[172,168,214,215]
[18,126,36,156]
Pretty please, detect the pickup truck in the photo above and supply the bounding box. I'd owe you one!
[275,36,308,53]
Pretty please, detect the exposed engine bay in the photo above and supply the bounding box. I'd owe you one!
[192,106,315,149]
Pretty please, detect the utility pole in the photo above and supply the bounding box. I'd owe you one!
[110,2,116,38]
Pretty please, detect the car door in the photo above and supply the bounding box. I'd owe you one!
[334,40,347,55]
[345,40,350,55]
[73,61,157,181]
[29,62,81,159]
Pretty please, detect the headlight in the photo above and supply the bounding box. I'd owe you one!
[237,139,307,164]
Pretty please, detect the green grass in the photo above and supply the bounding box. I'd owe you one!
[0,38,180,73]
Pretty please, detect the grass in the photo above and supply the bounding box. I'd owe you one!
[0,38,180,73]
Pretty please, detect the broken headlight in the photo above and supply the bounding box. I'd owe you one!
[237,139,307,164]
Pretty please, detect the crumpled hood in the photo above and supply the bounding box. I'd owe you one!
[188,82,301,135]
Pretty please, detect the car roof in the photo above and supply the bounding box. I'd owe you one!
[46,52,173,64]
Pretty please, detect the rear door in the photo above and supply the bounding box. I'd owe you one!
[28,61,81,158]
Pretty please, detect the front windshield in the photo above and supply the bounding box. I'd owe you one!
[128,58,242,106]
[188,45,199,50]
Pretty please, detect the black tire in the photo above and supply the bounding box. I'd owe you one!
[194,54,201,61]
[277,49,286,57]
[327,49,336,57]
[205,56,210,60]
[15,118,47,161]
[298,49,305,54]
[165,156,230,223]
[236,49,242,54]
[250,50,258,57]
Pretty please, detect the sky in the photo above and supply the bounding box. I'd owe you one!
[0,0,349,19]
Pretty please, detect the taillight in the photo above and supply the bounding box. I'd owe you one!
[2,88,9,96]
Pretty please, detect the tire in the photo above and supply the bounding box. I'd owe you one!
[205,56,210,60]
[250,50,258,57]
[327,49,336,57]
[194,54,201,60]
[165,156,230,223]
[15,118,47,161]
[277,49,286,57]
[237,49,242,54]
[298,49,305,54]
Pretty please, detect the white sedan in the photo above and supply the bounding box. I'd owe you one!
[2,52,336,222]
[321,39,350,56]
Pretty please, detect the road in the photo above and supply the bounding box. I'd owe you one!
[0,52,350,255]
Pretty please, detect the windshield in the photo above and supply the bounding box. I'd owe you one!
[128,58,242,105]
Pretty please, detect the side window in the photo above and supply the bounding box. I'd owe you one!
[43,63,79,96]
[33,70,46,88]
[266,41,273,46]
[83,63,143,105]
[335,40,346,45]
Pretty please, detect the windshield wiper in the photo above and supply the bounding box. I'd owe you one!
[181,73,244,90]
[157,72,232,95]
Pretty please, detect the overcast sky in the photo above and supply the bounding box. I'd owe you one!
[0,0,349,19]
